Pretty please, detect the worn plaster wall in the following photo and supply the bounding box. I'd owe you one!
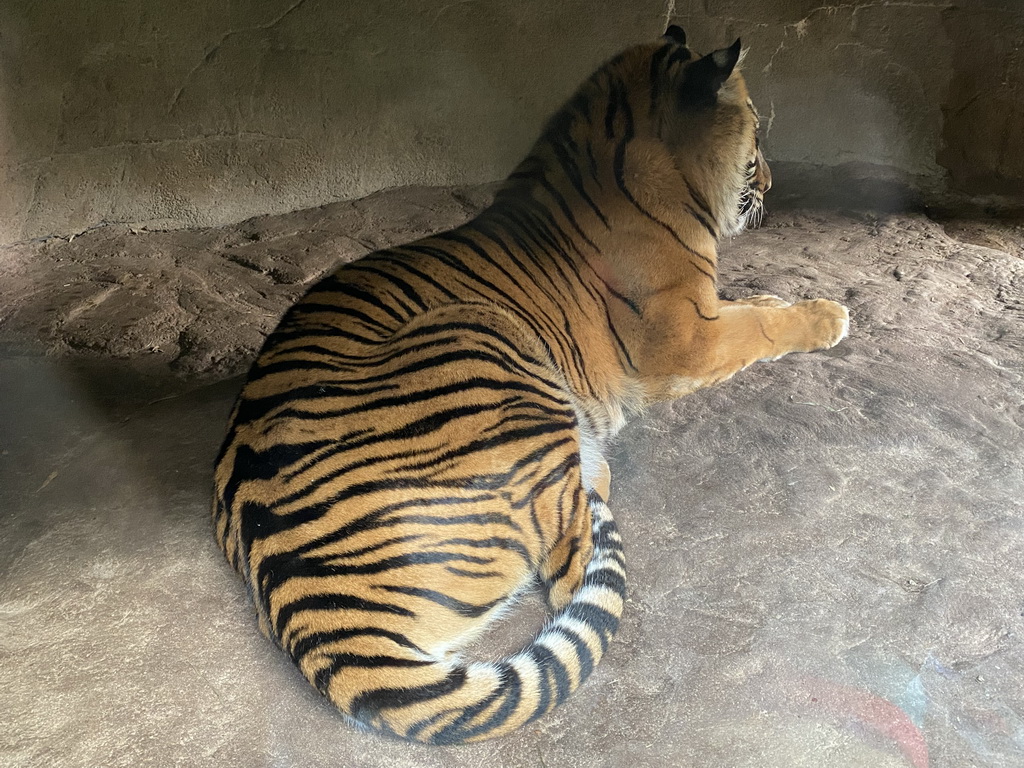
[0,0,1021,245]
[940,1,1024,196]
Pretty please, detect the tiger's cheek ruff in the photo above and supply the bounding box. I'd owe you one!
[214,27,847,745]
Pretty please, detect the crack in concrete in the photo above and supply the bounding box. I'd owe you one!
[167,0,314,114]
[794,1,950,24]
[763,1,951,76]
[759,0,953,144]
[662,0,677,31]
[763,36,788,76]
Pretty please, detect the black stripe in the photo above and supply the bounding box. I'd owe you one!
[685,179,716,223]
[401,242,513,306]
[546,535,581,585]
[684,203,718,239]
[455,223,578,328]
[432,535,532,562]
[381,512,522,530]
[605,84,719,280]
[599,277,641,315]
[273,592,415,638]
[316,276,409,324]
[370,253,462,303]
[291,302,394,333]
[527,650,554,723]
[432,663,523,744]
[478,405,574,438]
[528,641,572,706]
[249,491,500,558]
[517,200,607,312]
[270,371,560,428]
[344,264,430,313]
[373,429,577,496]
[250,357,349,377]
[444,566,504,579]
[266,320,380,347]
[604,75,618,139]
[687,296,719,321]
[534,174,601,253]
[479,233,590,388]
[496,204,593,314]
[604,300,638,370]
[314,653,433,694]
[495,206,594,386]
[350,667,468,720]
[290,626,425,662]
[547,137,609,228]
[271,549,497,585]
[614,145,717,286]
[375,585,503,618]
[564,602,620,653]
[290,504,522,565]
[587,566,627,596]
[314,533,427,563]
[585,139,600,185]
[400,242,560,360]
[553,625,595,682]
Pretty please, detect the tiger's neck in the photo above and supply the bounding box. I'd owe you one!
[492,132,722,303]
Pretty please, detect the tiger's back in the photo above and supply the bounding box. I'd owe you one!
[214,26,848,745]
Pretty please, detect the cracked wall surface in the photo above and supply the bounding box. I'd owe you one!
[939,1,1024,196]
[0,0,1021,245]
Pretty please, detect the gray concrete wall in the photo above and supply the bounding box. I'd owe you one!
[1,0,1021,245]
[940,0,1024,196]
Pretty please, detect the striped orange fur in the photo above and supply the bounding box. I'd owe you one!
[213,26,849,745]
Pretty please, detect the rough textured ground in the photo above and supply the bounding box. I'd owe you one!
[2,185,1023,767]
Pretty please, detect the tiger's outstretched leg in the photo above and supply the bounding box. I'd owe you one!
[714,297,849,366]
[638,288,849,397]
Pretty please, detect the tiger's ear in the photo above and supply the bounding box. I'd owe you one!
[679,38,742,106]
[663,25,686,46]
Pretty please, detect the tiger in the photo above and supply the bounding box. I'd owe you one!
[212,25,850,745]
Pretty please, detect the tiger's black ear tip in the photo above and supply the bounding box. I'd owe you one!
[679,38,744,105]
[664,24,686,45]
[711,38,743,71]
[728,38,742,66]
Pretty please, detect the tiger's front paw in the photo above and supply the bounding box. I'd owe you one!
[794,298,850,351]
[737,294,792,308]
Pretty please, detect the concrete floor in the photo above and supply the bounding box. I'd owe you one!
[2,188,1023,767]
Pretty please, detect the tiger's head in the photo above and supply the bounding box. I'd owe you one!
[652,25,770,236]
[511,27,771,243]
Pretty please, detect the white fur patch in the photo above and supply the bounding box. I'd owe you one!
[577,422,606,492]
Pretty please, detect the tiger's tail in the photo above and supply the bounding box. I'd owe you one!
[346,492,626,745]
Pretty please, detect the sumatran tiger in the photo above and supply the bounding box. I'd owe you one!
[213,25,849,745]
